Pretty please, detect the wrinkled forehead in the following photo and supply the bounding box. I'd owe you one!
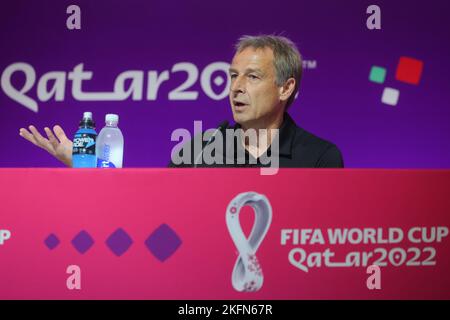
[230,47,275,73]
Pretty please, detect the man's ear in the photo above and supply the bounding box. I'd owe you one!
[279,78,296,102]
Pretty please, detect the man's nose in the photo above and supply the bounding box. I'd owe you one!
[230,76,246,94]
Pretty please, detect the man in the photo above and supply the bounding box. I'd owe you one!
[19,35,343,168]
[169,35,343,168]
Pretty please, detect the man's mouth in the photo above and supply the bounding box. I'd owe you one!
[233,101,249,110]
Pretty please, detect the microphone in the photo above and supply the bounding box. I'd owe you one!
[194,120,229,167]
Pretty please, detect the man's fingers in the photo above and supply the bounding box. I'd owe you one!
[28,125,53,152]
[19,128,39,146]
[44,127,60,149]
[53,125,69,142]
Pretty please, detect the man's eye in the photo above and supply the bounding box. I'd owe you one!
[248,74,259,80]
[230,74,237,79]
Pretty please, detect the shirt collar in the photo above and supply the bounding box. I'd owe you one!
[278,112,298,156]
[229,112,298,158]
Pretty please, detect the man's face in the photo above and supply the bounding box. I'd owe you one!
[229,47,284,128]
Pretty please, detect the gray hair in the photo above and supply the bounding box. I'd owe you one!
[234,34,303,109]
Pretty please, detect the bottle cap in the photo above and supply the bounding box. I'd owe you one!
[105,114,119,123]
[83,112,93,119]
[79,112,95,128]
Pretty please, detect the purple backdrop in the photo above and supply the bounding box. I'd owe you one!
[1,0,449,168]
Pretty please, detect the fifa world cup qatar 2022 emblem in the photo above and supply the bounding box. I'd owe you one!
[226,192,272,292]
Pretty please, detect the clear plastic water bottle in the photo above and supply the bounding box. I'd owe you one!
[96,114,124,168]
[72,112,97,168]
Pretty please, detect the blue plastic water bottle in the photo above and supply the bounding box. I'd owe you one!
[72,112,97,168]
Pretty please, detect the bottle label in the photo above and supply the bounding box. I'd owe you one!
[97,158,116,168]
[72,133,96,155]
[102,144,111,161]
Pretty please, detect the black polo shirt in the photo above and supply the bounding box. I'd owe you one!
[168,112,344,168]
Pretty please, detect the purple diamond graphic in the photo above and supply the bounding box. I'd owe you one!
[44,234,60,250]
[71,230,94,254]
[145,224,182,262]
[106,228,133,257]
